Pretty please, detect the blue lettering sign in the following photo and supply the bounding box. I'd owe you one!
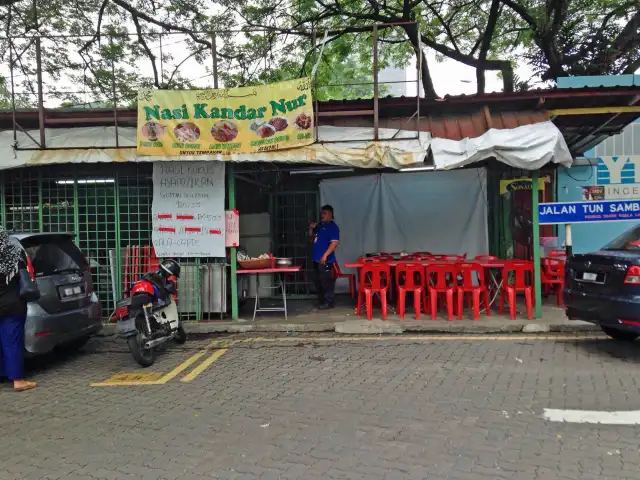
[539,200,640,224]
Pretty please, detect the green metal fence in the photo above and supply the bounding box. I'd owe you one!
[0,164,219,321]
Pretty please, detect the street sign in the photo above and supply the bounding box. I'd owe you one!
[539,200,640,225]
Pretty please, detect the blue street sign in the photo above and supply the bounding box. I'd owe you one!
[538,200,640,225]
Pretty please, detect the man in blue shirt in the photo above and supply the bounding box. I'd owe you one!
[308,205,340,309]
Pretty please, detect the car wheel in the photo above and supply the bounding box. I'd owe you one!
[601,326,639,342]
[56,336,91,353]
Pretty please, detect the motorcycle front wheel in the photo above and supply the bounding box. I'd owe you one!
[127,331,156,367]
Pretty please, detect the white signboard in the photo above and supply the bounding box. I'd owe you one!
[152,161,226,257]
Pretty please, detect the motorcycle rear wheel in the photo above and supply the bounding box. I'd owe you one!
[127,331,156,367]
[174,324,187,344]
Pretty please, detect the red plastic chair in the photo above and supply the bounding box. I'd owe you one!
[456,262,491,320]
[426,263,458,321]
[499,261,534,320]
[395,263,428,320]
[332,261,356,298]
[357,263,391,320]
[548,249,567,259]
[432,254,466,261]
[541,258,565,306]
[474,255,499,261]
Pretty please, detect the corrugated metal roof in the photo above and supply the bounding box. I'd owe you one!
[0,84,637,154]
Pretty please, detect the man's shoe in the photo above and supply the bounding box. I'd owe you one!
[318,303,334,310]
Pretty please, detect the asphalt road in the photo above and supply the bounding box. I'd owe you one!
[3,332,640,479]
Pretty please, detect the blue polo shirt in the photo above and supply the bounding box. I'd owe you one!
[312,221,340,263]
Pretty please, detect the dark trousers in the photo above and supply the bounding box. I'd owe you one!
[0,314,25,380]
[314,262,335,306]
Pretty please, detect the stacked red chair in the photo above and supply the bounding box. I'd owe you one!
[541,258,565,306]
[395,263,428,320]
[357,262,392,320]
[499,261,534,320]
[332,260,356,298]
[456,262,491,320]
[426,263,457,321]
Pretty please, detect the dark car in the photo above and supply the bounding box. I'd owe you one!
[10,233,103,354]
[564,224,640,341]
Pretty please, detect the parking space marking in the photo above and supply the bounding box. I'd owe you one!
[90,372,166,387]
[156,350,208,383]
[181,349,228,382]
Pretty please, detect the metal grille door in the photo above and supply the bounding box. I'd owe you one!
[273,191,318,296]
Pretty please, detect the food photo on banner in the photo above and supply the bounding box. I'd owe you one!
[137,78,314,156]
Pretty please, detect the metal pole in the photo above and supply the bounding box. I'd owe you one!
[0,173,5,226]
[35,37,45,148]
[37,171,43,231]
[531,169,543,319]
[110,39,119,147]
[372,26,379,141]
[227,164,238,320]
[73,176,80,245]
[211,34,219,89]
[565,224,573,257]
[9,39,17,144]
[114,172,122,298]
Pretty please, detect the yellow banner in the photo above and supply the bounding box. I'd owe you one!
[137,78,314,156]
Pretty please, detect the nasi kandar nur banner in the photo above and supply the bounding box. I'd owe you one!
[137,78,314,156]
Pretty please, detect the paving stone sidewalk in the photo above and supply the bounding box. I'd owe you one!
[2,333,640,479]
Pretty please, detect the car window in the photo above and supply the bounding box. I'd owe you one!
[20,236,88,276]
[602,225,640,251]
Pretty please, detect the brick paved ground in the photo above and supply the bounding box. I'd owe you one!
[3,333,640,479]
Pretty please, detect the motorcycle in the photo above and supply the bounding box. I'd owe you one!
[114,273,186,367]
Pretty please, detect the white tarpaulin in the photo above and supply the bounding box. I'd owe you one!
[319,169,488,291]
[0,125,430,171]
[0,119,572,171]
[152,161,226,257]
[430,121,573,170]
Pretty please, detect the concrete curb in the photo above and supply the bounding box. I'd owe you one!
[98,319,600,336]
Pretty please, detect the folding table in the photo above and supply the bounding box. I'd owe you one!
[236,266,301,321]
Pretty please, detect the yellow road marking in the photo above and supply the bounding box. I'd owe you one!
[155,350,208,383]
[181,349,228,382]
[90,372,165,387]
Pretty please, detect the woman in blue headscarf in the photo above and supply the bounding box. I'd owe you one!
[0,226,36,391]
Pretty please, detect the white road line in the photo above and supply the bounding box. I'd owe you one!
[543,408,640,425]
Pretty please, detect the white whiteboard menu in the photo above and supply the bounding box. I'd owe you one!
[152,161,226,258]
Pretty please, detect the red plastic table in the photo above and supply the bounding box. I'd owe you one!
[236,266,302,321]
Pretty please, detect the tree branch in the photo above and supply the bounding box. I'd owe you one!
[130,14,160,88]
[476,0,501,93]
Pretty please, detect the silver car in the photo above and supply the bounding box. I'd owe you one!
[10,233,103,354]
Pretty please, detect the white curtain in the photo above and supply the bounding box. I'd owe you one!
[320,169,488,292]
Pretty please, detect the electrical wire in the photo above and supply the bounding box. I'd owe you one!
[565,156,594,182]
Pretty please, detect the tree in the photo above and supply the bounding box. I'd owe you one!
[499,0,640,80]
[0,0,637,106]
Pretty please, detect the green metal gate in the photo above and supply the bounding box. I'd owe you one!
[0,164,210,321]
